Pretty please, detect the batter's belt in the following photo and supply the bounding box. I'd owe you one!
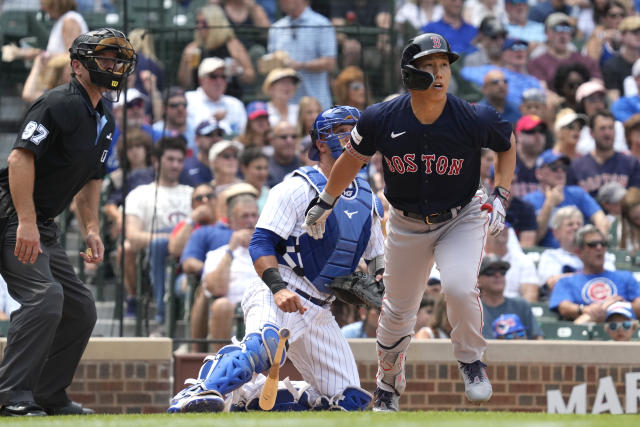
[402,195,474,225]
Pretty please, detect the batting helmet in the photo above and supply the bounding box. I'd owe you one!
[69,28,137,94]
[309,106,361,161]
[401,33,459,91]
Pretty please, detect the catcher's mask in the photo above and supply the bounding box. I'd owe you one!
[401,32,458,91]
[309,105,360,161]
[69,28,137,101]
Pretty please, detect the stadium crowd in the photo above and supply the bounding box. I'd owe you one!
[2,0,640,345]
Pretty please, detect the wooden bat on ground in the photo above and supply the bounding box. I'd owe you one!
[258,328,290,410]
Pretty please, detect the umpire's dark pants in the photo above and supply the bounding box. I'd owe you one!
[0,217,97,407]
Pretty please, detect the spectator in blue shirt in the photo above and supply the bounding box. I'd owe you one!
[550,224,640,321]
[504,0,546,46]
[479,68,522,124]
[422,0,478,55]
[267,0,337,109]
[523,150,610,247]
[341,306,380,338]
[611,59,640,122]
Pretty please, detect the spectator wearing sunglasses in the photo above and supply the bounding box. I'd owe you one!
[478,255,543,340]
[528,13,601,91]
[479,69,521,125]
[568,110,640,198]
[583,1,625,68]
[153,87,196,154]
[523,149,610,247]
[464,16,507,68]
[602,16,640,102]
[459,38,543,109]
[511,115,547,198]
[550,224,640,322]
[180,119,226,186]
[209,140,244,197]
[491,314,527,339]
[604,301,638,341]
[186,57,248,137]
[551,108,589,160]
[332,66,369,111]
[504,0,546,46]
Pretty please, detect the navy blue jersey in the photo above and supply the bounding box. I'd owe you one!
[511,155,540,198]
[346,93,512,215]
[567,152,640,198]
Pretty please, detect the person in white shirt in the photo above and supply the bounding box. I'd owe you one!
[125,137,194,328]
[485,224,541,302]
[538,206,616,291]
[201,194,259,350]
[186,57,247,136]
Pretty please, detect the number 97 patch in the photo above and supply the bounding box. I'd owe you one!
[21,121,49,145]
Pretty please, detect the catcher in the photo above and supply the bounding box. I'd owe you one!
[169,105,385,413]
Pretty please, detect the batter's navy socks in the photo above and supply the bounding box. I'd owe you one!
[43,401,94,415]
[458,360,492,402]
[372,388,399,412]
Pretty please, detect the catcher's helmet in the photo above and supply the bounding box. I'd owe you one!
[309,106,360,161]
[69,28,137,94]
[401,33,459,91]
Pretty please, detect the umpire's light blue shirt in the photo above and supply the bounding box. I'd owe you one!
[268,7,337,109]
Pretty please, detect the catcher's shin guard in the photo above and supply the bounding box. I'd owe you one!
[376,335,411,395]
[201,323,287,396]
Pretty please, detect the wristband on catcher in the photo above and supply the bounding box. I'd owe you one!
[262,267,288,295]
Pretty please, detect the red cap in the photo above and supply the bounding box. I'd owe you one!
[515,114,545,134]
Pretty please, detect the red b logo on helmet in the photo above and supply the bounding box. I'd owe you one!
[431,36,441,49]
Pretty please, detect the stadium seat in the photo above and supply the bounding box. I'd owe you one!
[540,322,590,340]
[530,301,558,323]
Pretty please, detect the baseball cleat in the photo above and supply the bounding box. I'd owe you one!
[372,388,399,412]
[182,391,225,413]
[458,360,492,402]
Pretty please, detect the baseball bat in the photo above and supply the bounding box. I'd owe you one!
[258,328,290,411]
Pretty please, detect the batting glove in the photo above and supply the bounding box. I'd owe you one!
[481,186,510,236]
[303,190,337,240]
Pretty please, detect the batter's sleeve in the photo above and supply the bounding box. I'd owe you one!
[344,107,377,162]
[472,103,512,152]
[13,98,60,160]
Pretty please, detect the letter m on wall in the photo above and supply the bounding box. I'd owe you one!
[547,384,587,414]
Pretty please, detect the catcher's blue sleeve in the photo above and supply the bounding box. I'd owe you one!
[249,227,281,262]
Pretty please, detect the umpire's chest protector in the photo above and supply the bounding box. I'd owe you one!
[277,167,381,293]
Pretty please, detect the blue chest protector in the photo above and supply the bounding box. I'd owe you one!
[277,166,382,293]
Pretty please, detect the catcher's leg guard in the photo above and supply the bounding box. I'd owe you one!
[180,323,287,413]
[168,356,217,413]
[376,335,411,395]
[334,387,372,411]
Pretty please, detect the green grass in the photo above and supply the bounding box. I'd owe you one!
[2,411,640,427]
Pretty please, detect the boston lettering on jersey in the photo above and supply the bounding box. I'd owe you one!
[384,154,464,176]
[347,93,512,216]
[577,174,628,196]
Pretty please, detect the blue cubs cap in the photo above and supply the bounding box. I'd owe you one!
[502,38,529,51]
[246,101,269,120]
[535,149,570,169]
[606,301,636,320]
[492,314,526,339]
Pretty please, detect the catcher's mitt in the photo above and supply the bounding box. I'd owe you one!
[328,272,385,309]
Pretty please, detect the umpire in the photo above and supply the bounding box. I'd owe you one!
[0,28,137,417]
